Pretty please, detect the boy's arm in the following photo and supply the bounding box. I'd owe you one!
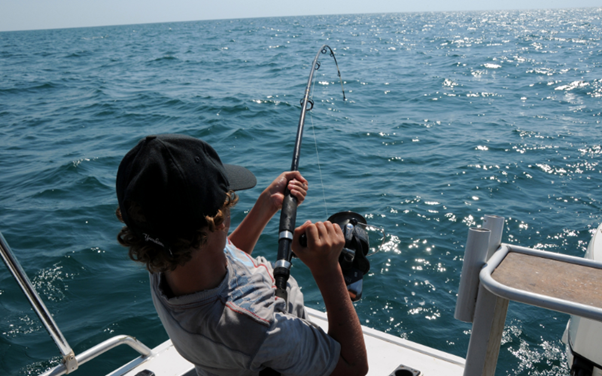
[292,221,369,376]
[229,171,307,254]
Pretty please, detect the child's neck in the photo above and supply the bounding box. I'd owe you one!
[164,229,228,296]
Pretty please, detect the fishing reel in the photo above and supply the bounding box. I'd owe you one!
[327,211,371,301]
[297,211,371,301]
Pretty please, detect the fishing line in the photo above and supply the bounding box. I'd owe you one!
[306,49,384,252]
[306,46,347,219]
[308,68,329,219]
[309,110,329,219]
[306,51,386,255]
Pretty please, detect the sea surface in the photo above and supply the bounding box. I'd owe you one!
[1,8,602,376]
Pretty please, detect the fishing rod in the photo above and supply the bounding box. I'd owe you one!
[273,45,346,301]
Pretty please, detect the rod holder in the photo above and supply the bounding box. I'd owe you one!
[455,227,491,323]
[482,215,505,261]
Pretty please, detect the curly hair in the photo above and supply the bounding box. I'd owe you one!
[116,191,238,273]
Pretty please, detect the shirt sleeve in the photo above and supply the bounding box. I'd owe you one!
[250,312,341,376]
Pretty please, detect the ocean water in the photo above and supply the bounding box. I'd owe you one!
[1,8,602,375]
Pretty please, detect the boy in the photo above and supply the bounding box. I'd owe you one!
[116,134,367,376]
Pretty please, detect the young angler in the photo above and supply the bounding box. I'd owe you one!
[115,134,367,376]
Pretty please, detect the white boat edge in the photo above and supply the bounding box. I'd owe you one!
[109,307,465,376]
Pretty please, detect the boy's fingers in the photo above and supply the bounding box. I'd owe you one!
[283,171,307,184]
[294,220,311,237]
[304,222,319,244]
[333,223,343,239]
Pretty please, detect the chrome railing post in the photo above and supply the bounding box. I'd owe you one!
[0,232,78,373]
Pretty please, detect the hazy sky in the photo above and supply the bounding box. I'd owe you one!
[1,0,600,32]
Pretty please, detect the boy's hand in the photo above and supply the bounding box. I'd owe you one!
[293,222,369,376]
[292,220,345,277]
[265,171,308,212]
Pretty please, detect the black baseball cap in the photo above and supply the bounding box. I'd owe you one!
[116,134,256,249]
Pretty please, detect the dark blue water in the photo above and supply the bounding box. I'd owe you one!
[1,8,601,375]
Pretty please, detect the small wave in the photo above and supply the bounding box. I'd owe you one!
[81,35,107,41]
[526,67,555,76]
[65,50,92,58]
[484,63,501,69]
[149,55,179,63]
[0,82,63,94]
[31,264,69,302]
[555,80,589,91]
[250,97,291,107]
[443,78,458,87]
[1,314,42,338]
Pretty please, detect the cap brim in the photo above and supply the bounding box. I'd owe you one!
[224,164,257,191]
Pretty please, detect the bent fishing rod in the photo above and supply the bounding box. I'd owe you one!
[273,45,346,301]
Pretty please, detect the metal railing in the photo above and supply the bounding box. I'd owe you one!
[481,243,602,322]
[41,335,152,376]
[455,215,602,376]
[0,232,152,375]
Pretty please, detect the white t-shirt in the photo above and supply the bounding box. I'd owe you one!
[150,240,340,376]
